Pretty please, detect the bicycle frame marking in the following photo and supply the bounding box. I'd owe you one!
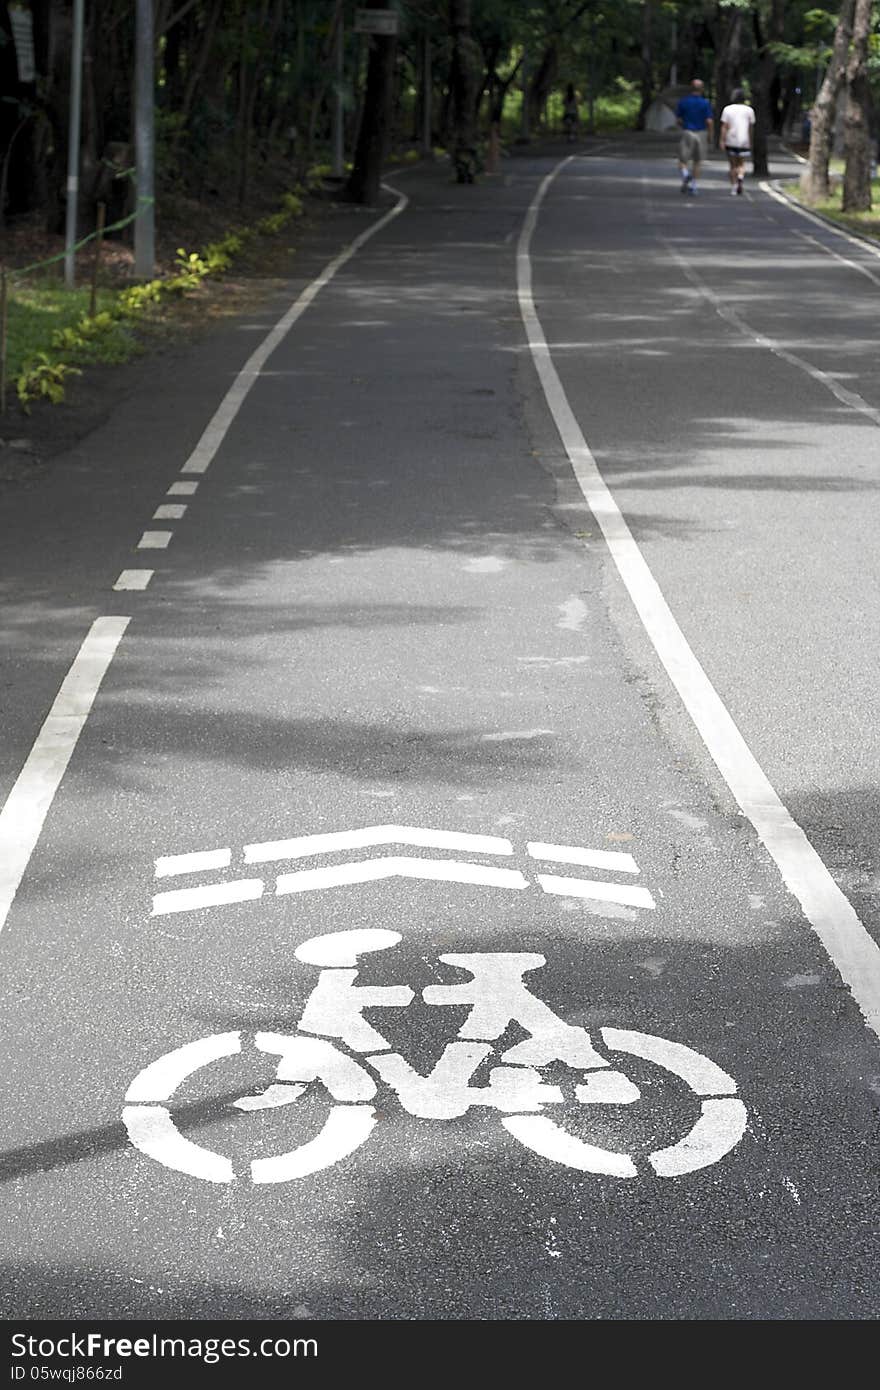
[123,932,748,1185]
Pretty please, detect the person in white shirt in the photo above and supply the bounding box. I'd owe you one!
[719,89,755,195]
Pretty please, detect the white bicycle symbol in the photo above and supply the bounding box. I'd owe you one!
[123,929,748,1184]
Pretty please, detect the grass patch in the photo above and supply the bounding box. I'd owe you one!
[783,171,880,242]
[4,284,136,382]
[3,190,304,409]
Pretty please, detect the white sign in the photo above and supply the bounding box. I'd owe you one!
[354,8,399,36]
[9,4,36,83]
[123,929,748,1185]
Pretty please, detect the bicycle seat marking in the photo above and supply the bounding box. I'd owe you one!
[124,928,748,1185]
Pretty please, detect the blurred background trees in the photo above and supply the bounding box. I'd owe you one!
[1,0,876,228]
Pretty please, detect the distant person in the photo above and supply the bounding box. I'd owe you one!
[719,88,755,196]
[676,78,714,196]
[563,84,579,143]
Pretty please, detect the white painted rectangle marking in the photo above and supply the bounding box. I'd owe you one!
[138,531,172,550]
[0,617,129,933]
[527,842,639,873]
[167,481,199,496]
[246,825,514,863]
[113,570,153,591]
[153,504,187,520]
[155,848,232,878]
[152,879,263,916]
[537,874,655,909]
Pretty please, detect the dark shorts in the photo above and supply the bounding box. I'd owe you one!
[726,147,750,162]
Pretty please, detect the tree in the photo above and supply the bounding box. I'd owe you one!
[800,0,855,202]
[752,0,786,177]
[448,0,484,161]
[346,1,398,204]
[842,0,873,210]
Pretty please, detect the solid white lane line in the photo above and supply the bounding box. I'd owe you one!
[167,481,198,496]
[153,504,187,520]
[180,187,409,477]
[138,531,173,549]
[527,842,639,873]
[761,179,880,264]
[151,879,264,916]
[519,157,880,1040]
[536,875,656,909]
[155,848,232,878]
[0,617,129,934]
[665,238,880,427]
[113,570,153,591]
[276,859,528,896]
[794,229,880,290]
[245,825,514,863]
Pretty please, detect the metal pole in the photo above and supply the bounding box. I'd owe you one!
[1,267,8,415]
[332,9,344,177]
[670,17,678,87]
[422,30,432,156]
[64,0,85,288]
[134,0,155,279]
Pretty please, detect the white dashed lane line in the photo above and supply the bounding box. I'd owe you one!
[113,570,154,591]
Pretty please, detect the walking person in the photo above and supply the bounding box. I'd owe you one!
[562,83,579,143]
[675,78,714,196]
[719,88,755,195]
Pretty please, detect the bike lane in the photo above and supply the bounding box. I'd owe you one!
[0,155,877,1320]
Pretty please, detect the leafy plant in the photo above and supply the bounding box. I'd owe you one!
[16,354,81,408]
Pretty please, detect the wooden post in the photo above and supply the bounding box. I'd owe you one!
[0,268,8,416]
[90,202,106,317]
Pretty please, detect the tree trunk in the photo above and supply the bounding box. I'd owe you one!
[346,2,397,205]
[636,0,654,130]
[181,0,222,126]
[752,0,785,178]
[711,7,745,144]
[448,0,483,156]
[842,0,872,211]
[527,43,558,132]
[800,0,855,203]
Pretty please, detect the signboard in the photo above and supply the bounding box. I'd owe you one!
[9,3,36,84]
[354,8,398,36]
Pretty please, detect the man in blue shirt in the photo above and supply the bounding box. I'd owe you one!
[676,79,714,196]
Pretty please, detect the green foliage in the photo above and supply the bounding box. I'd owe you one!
[7,186,304,408]
[172,248,211,285]
[16,354,82,409]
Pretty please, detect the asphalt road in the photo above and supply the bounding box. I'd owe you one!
[0,137,878,1320]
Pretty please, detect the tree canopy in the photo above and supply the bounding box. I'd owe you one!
[1,1,876,228]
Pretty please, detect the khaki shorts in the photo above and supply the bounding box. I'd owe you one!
[679,130,707,167]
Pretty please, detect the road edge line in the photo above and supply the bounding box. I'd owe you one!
[181,186,410,476]
[0,617,130,935]
[760,178,880,261]
[517,156,880,1041]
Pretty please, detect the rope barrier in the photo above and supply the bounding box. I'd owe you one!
[9,198,154,279]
